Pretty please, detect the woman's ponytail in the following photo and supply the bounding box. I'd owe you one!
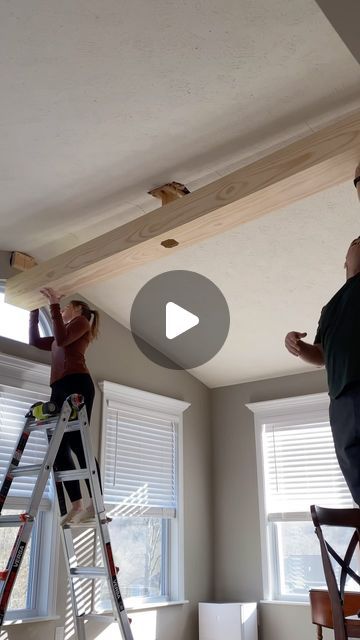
[89,309,100,341]
[71,299,100,342]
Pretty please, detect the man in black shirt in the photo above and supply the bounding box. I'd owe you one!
[285,165,360,504]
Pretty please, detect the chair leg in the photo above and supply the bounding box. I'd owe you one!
[316,624,323,640]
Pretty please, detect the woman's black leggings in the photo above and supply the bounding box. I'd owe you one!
[50,373,102,503]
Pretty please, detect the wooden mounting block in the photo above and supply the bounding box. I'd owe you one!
[148,181,190,205]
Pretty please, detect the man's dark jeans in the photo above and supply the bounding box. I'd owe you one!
[329,382,360,506]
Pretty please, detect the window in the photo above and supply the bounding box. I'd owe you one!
[98,381,190,609]
[248,393,354,602]
[0,281,51,343]
[0,354,58,621]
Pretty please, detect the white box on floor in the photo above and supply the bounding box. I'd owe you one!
[199,602,258,640]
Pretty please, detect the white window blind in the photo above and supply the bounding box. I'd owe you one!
[0,385,52,503]
[103,401,177,518]
[264,421,353,514]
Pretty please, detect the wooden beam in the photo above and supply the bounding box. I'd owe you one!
[315,0,360,65]
[6,109,360,310]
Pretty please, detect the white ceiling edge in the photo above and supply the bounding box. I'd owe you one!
[195,364,324,390]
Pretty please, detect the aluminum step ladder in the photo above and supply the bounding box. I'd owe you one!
[0,395,134,640]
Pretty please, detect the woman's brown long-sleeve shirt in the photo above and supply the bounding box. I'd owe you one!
[29,304,91,385]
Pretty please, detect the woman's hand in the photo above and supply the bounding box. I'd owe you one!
[40,287,64,305]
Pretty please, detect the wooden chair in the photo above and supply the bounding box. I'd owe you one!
[310,505,360,640]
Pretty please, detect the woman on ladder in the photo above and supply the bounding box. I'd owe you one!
[29,286,103,525]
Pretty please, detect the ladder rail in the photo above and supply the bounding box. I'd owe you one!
[0,416,32,515]
[0,398,73,624]
[60,526,88,640]
[76,406,134,640]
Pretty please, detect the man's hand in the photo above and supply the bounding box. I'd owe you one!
[40,287,64,305]
[285,331,307,357]
[285,331,324,366]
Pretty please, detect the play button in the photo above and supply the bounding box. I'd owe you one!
[130,270,230,370]
[166,302,199,340]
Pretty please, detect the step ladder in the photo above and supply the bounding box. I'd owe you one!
[0,394,134,640]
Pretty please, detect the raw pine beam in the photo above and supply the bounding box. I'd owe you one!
[6,109,360,310]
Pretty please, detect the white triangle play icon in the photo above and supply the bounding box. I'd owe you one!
[166,302,199,340]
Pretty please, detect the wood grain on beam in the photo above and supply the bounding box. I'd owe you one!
[6,109,360,310]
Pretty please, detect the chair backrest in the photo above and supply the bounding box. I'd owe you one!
[310,505,360,640]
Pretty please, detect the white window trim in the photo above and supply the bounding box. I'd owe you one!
[0,353,51,394]
[0,352,60,620]
[246,391,331,602]
[99,380,190,604]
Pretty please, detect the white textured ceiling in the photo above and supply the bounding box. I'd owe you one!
[1,0,360,386]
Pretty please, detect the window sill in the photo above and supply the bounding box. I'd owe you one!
[128,600,189,612]
[3,603,190,625]
[3,615,61,625]
[95,600,189,616]
[260,600,309,607]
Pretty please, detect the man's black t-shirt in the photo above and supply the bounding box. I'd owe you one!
[314,272,360,399]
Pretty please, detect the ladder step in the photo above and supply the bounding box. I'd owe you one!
[28,419,81,433]
[64,519,97,529]
[54,469,90,482]
[48,421,81,433]
[81,613,117,622]
[27,416,59,430]
[70,567,107,579]
[62,421,81,433]
[11,467,90,481]
[0,514,34,527]
[11,464,43,477]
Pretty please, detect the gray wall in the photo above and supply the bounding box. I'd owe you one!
[0,298,213,640]
[211,368,330,640]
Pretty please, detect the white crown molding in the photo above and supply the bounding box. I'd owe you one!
[98,380,190,416]
[246,391,329,417]
[0,352,50,392]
